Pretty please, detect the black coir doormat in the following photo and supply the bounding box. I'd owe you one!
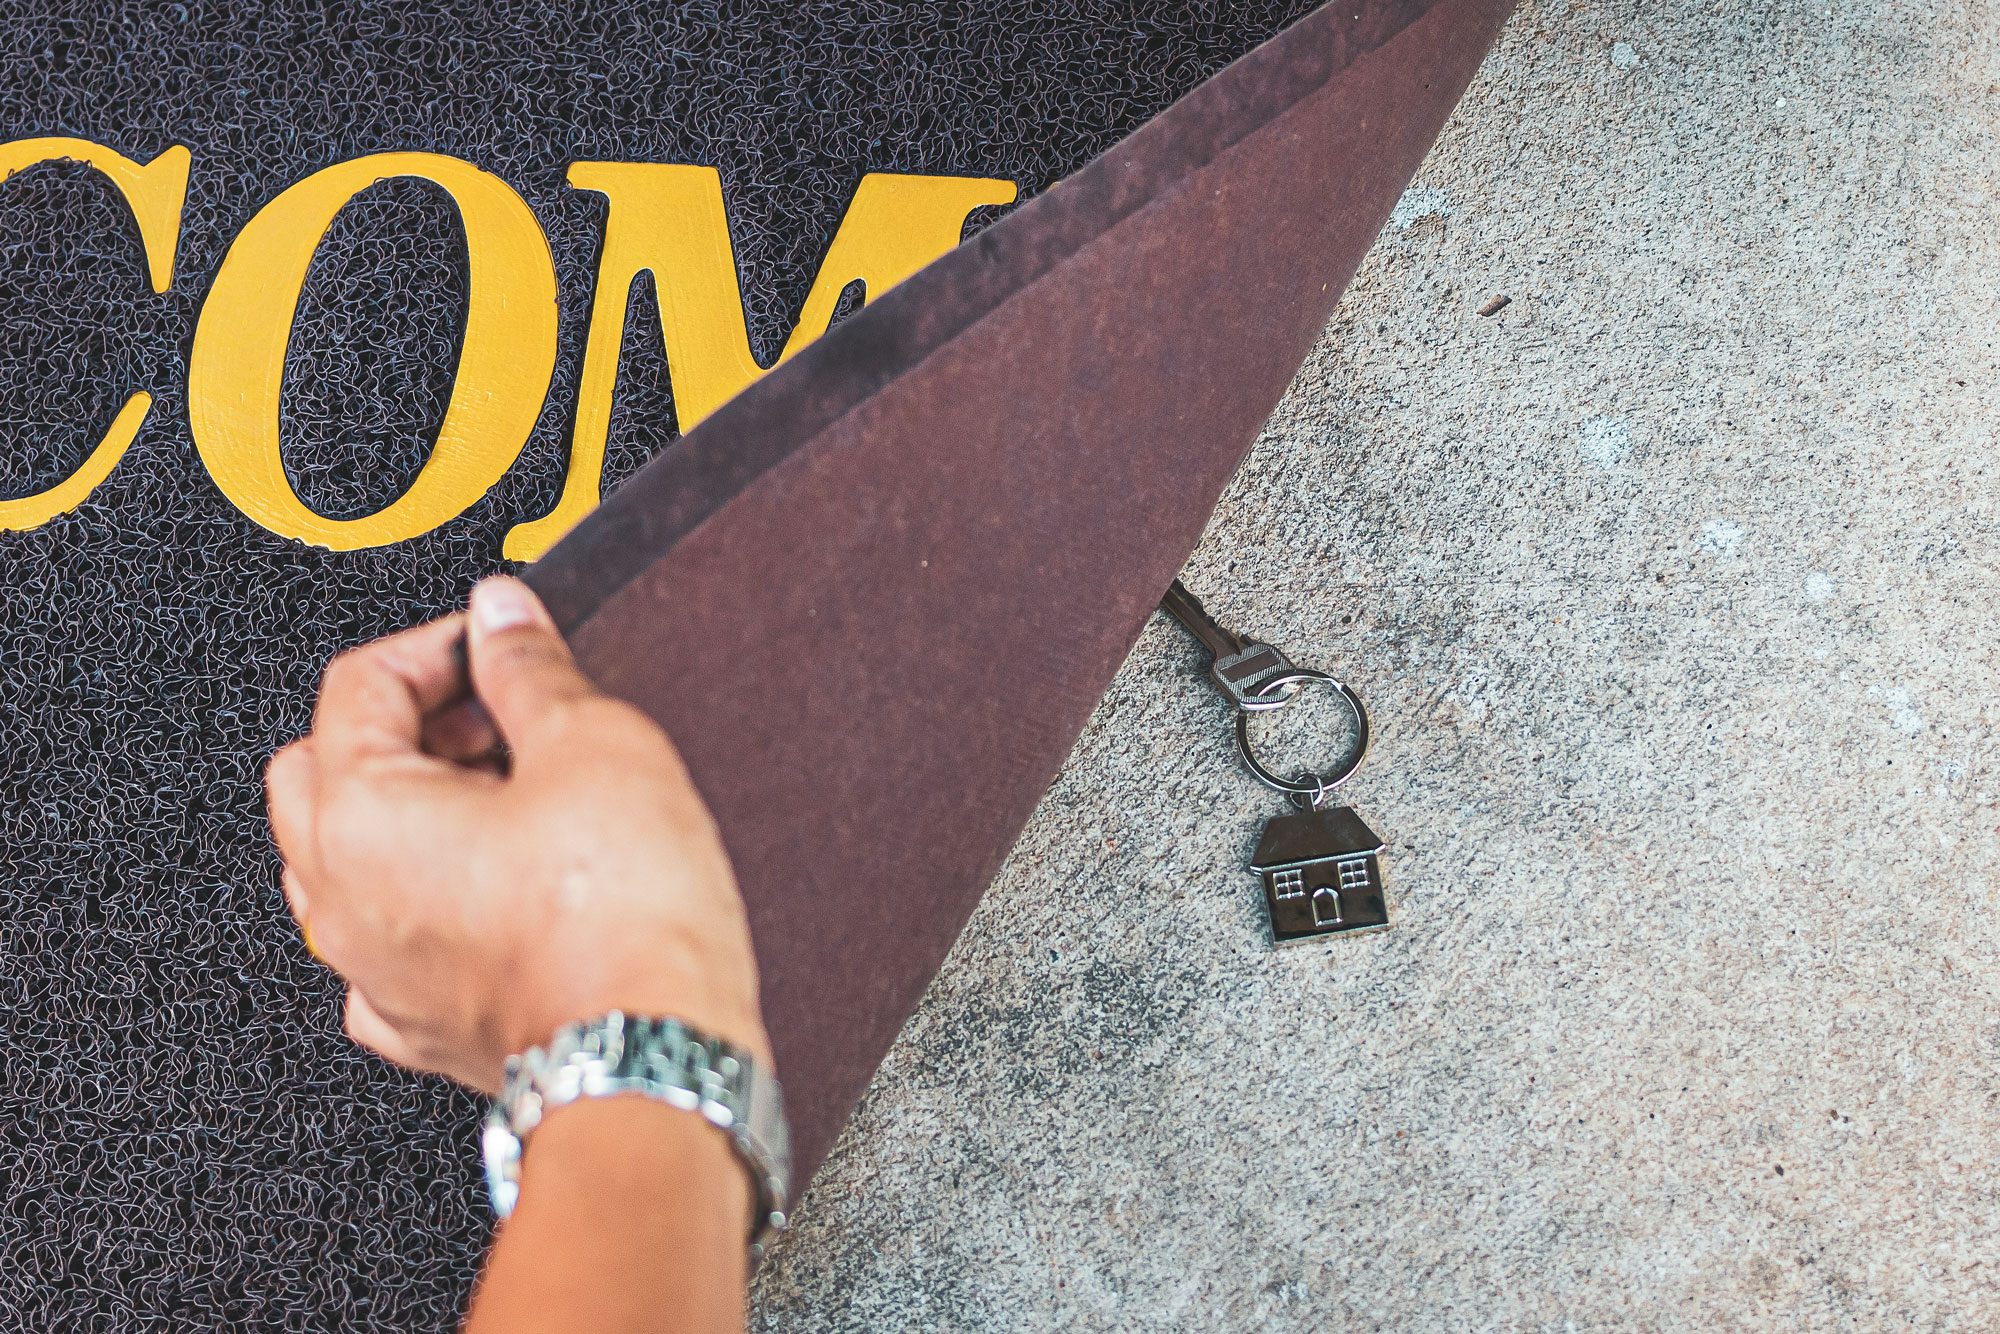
[0,3,1322,1328]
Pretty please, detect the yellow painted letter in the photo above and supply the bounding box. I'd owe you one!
[0,138,189,531]
[189,152,557,551]
[503,168,1016,560]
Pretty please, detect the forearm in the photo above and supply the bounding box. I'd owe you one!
[465,1097,754,1333]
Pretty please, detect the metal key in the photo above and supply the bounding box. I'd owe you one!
[1159,579,1309,712]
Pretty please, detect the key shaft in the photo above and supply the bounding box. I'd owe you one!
[1160,579,1246,661]
[1160,579,1305,711]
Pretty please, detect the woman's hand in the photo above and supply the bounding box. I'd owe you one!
[265,575,768,1093]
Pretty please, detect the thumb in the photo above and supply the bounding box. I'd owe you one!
[465,575,595,755]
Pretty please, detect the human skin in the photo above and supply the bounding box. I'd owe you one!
[264,576,768,1331]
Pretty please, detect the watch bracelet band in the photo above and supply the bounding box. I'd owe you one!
[482,1011,791,1254]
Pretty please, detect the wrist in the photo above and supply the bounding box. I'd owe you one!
[522,1094,754,1226]
[501,935,769,1066]
[483,1011,791,1252]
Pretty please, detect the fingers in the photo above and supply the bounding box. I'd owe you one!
[266,738,322,876]
[343,987,426,1069]
[345,987,502,1094]
[313,612,471,771]
[422,696,505,769]
[281,865,312,931]
[465,576,597,758]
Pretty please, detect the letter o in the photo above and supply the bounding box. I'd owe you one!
[188,152,557,551]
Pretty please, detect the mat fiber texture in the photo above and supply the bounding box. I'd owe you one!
[0,5,1357,1327]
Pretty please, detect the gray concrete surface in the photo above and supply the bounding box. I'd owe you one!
[754,2,2000,1327]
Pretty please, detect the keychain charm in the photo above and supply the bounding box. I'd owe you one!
[1243,754,1390,945]
[1160,580,1390,944]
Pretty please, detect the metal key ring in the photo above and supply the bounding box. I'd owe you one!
[1233,670,1370,802]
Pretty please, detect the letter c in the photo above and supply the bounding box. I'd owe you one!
[0,139,189,532]
[188,152,558,551]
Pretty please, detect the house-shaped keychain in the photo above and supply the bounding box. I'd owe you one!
[1249,804,1390,943]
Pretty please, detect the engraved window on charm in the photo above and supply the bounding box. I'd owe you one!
[1272,868,1306,899]
[1337,859,1370,893]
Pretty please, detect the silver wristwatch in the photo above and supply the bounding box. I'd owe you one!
[482,1011,790,1254]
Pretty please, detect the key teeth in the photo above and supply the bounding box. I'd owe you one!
[1160,578,1247,662]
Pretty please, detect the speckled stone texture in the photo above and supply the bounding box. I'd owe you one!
[752,3,2000,1328]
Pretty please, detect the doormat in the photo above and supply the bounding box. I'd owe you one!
[0,3,1323,1326]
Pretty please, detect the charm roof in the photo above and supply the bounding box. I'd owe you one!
[1250,807,1386,870]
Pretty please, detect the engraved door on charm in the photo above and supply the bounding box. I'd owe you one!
[1319,856,1371,926]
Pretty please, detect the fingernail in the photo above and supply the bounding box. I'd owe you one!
[470,576,544,637]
